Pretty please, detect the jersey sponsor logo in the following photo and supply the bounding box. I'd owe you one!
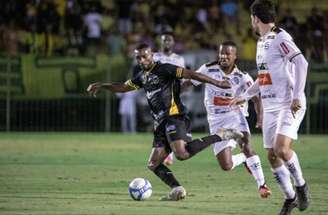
[267,35,275,39]
[258,72,273,86]
[213,96,233,106]
[257,63,268,70]
[261,93,276,99]
[146,88,162,99]
[208,69,220,73]
[280,42,290,54]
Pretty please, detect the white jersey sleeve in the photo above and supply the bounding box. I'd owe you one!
[191,64,207,86]
[240,73,255,117]
[276,31,302,61]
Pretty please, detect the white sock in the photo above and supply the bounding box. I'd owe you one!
[272,165,296,199]
[231,153,246,169]
[246,155,265,188]
[284,151,306,187]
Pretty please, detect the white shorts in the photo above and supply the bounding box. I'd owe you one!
[263,108,305,149]
[208,111,250,155]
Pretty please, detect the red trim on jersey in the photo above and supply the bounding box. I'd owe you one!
[280,42,290,54]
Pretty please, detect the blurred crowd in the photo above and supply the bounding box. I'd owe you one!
[0,0,327,63]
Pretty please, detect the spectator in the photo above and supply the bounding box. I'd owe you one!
[117,91,138,133]
[83,5,102,55]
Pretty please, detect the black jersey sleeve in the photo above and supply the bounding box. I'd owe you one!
[163,63,184,79]
[125,73,143,90]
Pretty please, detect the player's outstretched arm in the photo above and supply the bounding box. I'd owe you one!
[229,79,261,106]
[86,82,134,97]
[181,69,231,89]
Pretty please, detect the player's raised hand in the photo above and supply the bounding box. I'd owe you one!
[216,80,231,89]
[87,82,102,97]
[291,98,301,118]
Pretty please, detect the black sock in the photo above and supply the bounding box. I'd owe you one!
[153,164,180,188]
[185,134,221,157]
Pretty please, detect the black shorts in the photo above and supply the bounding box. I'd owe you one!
[152,115,192,153]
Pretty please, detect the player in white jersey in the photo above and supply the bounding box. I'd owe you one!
[190,41,271,198]
[153,32,185,68]
[231,1,310,214]
[154,32,185,165]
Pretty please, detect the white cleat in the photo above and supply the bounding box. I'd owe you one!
[160,186,186,201]
[217,128,244,141]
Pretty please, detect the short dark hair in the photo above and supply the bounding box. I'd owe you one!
[135,43,151,50]
[221,41,237,48]
[161,31,175,37]
[250,0,276,24]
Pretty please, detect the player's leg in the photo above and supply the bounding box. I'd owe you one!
[166,116,243,161]
[215,146,236,171]
[241,132,271,198]
[274,109,309,211]
[263,111,297,215]
[148,125,181,189]
[148,123,186,201]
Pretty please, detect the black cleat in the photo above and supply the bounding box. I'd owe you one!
[296,183,310,211]
[279,196,297,215]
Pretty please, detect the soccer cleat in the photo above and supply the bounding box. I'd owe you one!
[295,183,310,211]
[217,128,244,141]
[278,196,298,215]
[259,184,272,198]
[160,186,186,201]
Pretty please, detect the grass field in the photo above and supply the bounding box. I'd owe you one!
[0,133,327,215]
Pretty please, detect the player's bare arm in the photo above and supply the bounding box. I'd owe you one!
[181,69,231,89]
[87,82,134,97]
[251,95,263,129]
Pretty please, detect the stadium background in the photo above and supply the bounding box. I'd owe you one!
[0,0,328,133]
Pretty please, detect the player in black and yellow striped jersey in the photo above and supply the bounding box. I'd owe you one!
[87,43,243,201]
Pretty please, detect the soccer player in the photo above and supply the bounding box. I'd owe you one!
[87,43,243,201]
[153,32,185,165]
[231,1,310,214]
[188,41,271,198]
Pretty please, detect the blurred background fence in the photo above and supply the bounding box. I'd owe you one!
[0,53,327,133]
[0,0,328,133]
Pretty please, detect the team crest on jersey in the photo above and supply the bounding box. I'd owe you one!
[208,69,220,73]
[264,42,270,49]
[166,125,177,133]
[232,77,240,85]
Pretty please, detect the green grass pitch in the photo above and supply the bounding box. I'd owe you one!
[0,133,327,215]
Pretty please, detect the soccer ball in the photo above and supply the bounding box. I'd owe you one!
[128,178,152,201]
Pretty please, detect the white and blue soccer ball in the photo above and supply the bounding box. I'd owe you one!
[128,178,152,201]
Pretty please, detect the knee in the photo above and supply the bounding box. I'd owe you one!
[273,146,291,160]
[147,161,157,171]
[174,152,189,161]
[241,144,255,157]
[219,162,233,171]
